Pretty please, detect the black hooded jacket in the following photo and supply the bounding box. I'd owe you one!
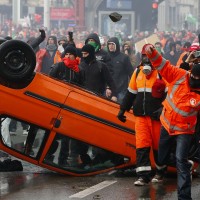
[85,33,111,64]
[107,37,133,94]
[79,59,117,97]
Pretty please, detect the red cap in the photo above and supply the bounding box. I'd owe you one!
[189,43,200,51]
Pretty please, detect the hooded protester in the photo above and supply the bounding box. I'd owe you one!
[85,33,111,64]
[107,37,133,103]
[164,42,179,66]
[80,44,117,101]
[122,40,137,68]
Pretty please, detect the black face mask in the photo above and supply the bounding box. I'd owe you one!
[82,54,95,64]
[189,76,200,89]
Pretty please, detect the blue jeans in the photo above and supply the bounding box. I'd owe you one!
[158,126,193,200]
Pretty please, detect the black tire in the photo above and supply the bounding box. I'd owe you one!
[0,40,36,82]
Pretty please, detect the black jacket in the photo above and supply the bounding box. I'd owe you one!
[79,59,117,97]
[49,62,81,84]
[107,37,133,94]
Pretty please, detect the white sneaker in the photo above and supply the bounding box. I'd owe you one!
[23,130,28,135]
[134,177,148,186]
[188,160,194,181]
[151,174,164,183]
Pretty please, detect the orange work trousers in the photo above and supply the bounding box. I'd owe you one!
[135,116,161,150]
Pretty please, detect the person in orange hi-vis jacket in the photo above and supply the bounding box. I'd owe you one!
[143,43,200,200]
[117,45,167,186]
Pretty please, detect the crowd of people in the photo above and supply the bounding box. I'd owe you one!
[1,23,200,199]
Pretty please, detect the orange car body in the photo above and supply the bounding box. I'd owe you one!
[0,73,139,176]
[0,39,198,176]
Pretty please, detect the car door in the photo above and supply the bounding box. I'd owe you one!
[42,85,136,176]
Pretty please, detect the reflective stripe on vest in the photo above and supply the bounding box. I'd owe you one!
[128,87,137,94]
[162,74,198,132]
[157,58,167,71]
[161,111,196,132]
[138,88,152,92]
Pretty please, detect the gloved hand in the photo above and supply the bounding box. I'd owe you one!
[117,109,126,123]
[144,44,155,55]
[39,28,46,39]
[151,107,163,121]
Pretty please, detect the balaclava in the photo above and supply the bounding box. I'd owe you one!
[81,44,95,64]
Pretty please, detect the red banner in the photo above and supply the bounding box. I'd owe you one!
[50,8,75,20]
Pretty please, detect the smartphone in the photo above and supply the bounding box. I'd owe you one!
[194,51,200,58]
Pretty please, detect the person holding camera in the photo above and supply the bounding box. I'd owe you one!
[117,45,167,186]
[180,43,200,71]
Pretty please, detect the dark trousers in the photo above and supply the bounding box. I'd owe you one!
[158,126,193,200]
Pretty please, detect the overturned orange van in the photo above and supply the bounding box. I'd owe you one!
[0,40,198,176]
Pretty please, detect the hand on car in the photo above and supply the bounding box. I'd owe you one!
[111,96,117,102]
[106,88,112,98]
[117,109,126,122]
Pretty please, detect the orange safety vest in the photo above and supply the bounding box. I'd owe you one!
[128,66,166,116]
[147,48,200,135]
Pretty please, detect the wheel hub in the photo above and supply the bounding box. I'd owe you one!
[5,50,25,71]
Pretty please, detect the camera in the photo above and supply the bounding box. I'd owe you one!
[194,51,200,58]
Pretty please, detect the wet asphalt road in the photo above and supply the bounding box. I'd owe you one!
[1,160,200,200]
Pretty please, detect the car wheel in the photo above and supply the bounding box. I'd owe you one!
[0,40,36,82]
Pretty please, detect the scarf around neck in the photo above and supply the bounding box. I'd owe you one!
[62,57,80,72]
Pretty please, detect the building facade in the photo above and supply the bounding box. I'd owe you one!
[0,0,199,34]
[158,0,199,31]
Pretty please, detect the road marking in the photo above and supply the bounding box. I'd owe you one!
[107,170,117,175]
[69,180,117,198]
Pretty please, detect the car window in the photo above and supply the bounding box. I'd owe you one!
[43,132,129,174]
[0,116,47,158]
